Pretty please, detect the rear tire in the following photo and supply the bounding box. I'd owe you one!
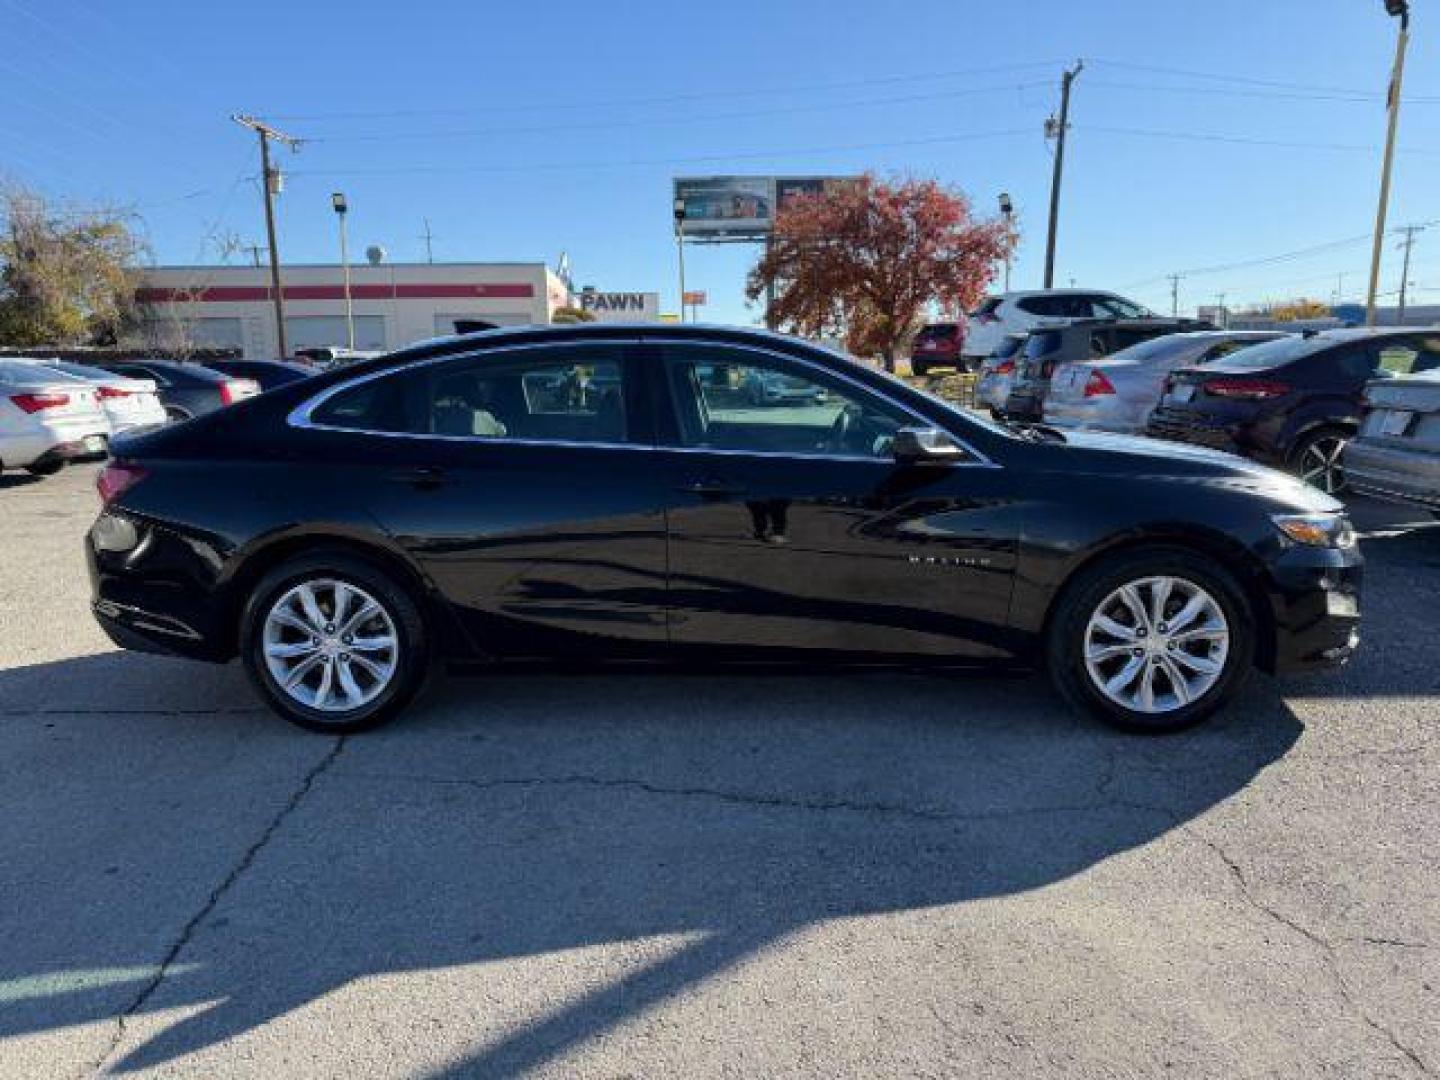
[1289,427,1351,496]
[912,360,930,377]
[240,552,429,733]
[1046,547,1254,733]
[24,460,63,477]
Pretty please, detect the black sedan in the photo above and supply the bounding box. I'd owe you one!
[89,324,1362,734]
[1146,328,1440,493]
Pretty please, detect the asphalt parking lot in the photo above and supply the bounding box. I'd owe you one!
[1,463,1436,1079]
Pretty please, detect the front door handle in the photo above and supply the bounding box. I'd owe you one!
[678,478,748,498]
[386,465,451,489]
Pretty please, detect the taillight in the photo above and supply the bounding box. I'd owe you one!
[1206,378,1291,401]
[219,380,254,405]
[994,359,1015,375]
[11,392,70,413]
[96,461,149,505]
[97,386,131,400]
[1084,370,1117,397]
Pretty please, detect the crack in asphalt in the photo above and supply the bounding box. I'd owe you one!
[86,737,348,1078]
[339,768,1159,826]
[1195,833,1433,1078]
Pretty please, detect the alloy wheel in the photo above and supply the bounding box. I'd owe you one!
[1299,434,1348,494]
[1083,575,1230,715]
[261,578,399,713]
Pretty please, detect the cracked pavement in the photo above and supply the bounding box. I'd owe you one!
[0,464,1435,1078]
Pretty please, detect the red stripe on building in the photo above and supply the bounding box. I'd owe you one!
[136,283,535,303]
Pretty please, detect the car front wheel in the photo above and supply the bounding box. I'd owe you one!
[240,553,429,733]
[1046,549,1254,732]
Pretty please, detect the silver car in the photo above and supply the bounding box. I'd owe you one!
[1043,331,1285,434]
[974,334,1027,414]
[1346,371,1440,512]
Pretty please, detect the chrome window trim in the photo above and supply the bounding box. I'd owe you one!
[288,334,997,467]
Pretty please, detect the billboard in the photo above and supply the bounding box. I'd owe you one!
[674,176,858,238]
[577,290,660,323]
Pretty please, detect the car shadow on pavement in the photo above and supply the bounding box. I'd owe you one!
[0,650,1304,1076]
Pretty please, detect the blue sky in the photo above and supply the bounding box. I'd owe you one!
[3,0,1436,325]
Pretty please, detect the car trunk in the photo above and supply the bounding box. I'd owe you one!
[1359,377,1440,449]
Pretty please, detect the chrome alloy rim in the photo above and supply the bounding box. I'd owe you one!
[1299,435,1348,494]
[262,579,399,713]
[1083,576,1229,714]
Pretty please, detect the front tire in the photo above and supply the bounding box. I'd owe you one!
[240,553,429,733]
[1046,548,1254,733]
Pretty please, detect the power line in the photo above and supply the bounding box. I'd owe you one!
[1088,57,1440,103]
[1081,123,1440,157]
[1087,79,1438,106]
[287,127,1036,179]
[303,80,1053,144]
[259,60,1066,122]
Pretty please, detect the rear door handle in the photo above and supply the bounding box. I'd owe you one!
[386,465,451,488]
[678,478,748,498]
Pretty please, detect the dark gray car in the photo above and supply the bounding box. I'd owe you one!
[85,360,260,421]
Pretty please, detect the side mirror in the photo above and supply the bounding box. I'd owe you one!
[891,426,964,464]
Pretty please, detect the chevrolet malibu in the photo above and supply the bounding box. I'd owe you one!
[89,325,1362,734]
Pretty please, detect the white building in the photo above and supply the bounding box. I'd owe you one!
[134,262,572,358]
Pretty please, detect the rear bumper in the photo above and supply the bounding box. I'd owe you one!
[1265,543,1364,673]
[1345,439,1440,511]
[86,511,234,662]
[1145,408,1281,461]
[1043,398,1144,433]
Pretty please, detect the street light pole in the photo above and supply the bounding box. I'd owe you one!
[1365,0,1411,327]
[673,198,687,323]
[331,193,355,351]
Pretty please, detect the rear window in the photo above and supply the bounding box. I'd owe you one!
[916,323,958,339]
[1203,334,1335,372]
[1024,331,1062,359]
[991,336,1024,359]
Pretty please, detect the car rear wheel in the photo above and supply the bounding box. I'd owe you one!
[24,460,64,477]
[1046,548,1254,733]
[1290,429,1350,495]
[240,553,429,733]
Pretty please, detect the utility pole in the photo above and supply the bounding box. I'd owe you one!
[673,198,688,322]
[1365,1,1411,326]
[1043,60,1083,290]
[232,114,302,357]
[1395,224,1423,323]
[421,218,435,264]
[1215,292,1227,328]
[245,244,264,268]
[1168,273,1182,317]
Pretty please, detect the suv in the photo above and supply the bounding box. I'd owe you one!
[1146,328,1440,494]
[964,289,1153,364]
[910,322,966,374]
[1001,318,1213,422]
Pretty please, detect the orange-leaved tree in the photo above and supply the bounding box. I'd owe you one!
[746,174,1015,371]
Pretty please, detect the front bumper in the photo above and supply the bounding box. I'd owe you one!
[1265,541,1363,673]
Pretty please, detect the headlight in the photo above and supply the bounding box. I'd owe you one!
[1273,513,1356,549]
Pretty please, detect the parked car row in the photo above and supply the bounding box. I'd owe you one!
[968,317,1440,502]
[1,357,312,480]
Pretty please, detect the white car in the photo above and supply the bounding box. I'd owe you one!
[0,360,110,476]
[964,289,1153,363]
[38,360,167,437]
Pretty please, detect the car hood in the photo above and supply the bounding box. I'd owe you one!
[1039,429,1341,511]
